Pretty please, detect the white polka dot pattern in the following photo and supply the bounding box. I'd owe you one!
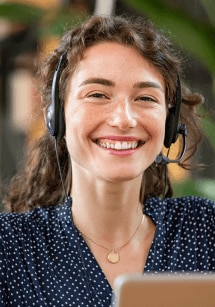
[0,196,214,306]
[144,196,215,273]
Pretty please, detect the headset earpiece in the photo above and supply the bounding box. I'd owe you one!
[46,52,67,140]
[164,108,175,148]
[155,76,187,164]
[164,76,182,148]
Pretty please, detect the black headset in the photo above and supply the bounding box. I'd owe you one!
[46,52,187,163]
[46,52,68,141]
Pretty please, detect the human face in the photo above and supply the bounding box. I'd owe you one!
[64,42,166,183]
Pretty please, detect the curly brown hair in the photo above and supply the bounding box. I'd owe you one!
[3,15,203,212]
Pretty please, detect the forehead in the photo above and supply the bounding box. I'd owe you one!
[80,41,147,65]
[71,42,164,86]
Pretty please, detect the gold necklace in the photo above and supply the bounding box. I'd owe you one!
[76,215,145,264]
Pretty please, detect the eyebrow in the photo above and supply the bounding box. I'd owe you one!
[79,78,114,87]
[133,81,164,92]
[79,78,164,92]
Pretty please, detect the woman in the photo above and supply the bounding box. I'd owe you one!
[0,15,214,306]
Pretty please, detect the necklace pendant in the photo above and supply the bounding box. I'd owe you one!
[107,251,120,264]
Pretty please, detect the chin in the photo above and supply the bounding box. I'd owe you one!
[102,170,143,183]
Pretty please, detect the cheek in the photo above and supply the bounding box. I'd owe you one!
[147,112,166,150]
[65,102,99,127]
[64,105,100,152]
[146,110,166,135]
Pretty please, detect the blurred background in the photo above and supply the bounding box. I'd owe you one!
[0,0,214,209]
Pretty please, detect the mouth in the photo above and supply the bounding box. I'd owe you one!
[95,139,144,151]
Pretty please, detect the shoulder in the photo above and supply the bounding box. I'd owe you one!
[145,196,215,272]
[145,196,215,225]
[0,197,72,240]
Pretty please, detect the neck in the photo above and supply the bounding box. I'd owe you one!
[70,172,144,246]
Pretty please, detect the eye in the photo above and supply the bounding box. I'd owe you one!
[138,96,157,103]
[88,92,107,99]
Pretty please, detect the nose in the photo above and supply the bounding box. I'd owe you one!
[107,99,137,130]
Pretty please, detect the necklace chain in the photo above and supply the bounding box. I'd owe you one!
[76,214,145,264]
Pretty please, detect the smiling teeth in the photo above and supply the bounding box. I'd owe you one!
[99,141,138,150]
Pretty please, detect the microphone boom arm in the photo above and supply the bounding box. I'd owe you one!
[155,124,187,165]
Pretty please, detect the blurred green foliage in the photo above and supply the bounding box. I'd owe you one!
[125,0,215,75]
[0,2,86,37]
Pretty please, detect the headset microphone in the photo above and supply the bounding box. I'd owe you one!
[155,124,187,164]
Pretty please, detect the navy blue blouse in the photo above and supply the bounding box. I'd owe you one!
[0,196,214,306]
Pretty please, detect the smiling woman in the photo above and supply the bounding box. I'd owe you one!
[0,14,214,307]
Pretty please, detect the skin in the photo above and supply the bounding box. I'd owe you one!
[64,42,166,287]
